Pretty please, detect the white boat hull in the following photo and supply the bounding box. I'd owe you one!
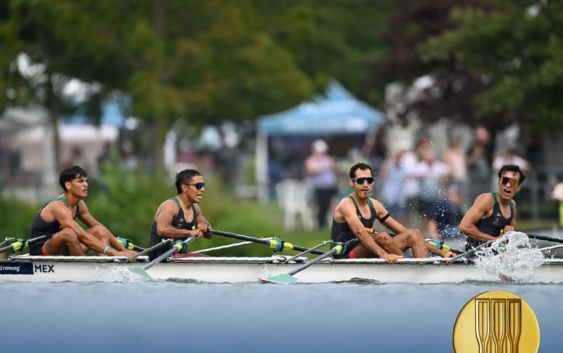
[2,255,563,284]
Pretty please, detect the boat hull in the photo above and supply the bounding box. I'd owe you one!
[2,255,563,284]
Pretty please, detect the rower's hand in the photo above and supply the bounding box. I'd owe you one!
[197,223,211,233]
[503,226,515,233]
[118,250,137,258]
[381,253,403,264]
[190,229,204,239]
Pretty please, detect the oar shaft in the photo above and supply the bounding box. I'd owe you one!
[284,241,331,263]
[527,233,563,244]
[287,239,359,276]
[287,248,336,276]
[211,230,325,255]
[142,237,197,270]
[129,239,172,261]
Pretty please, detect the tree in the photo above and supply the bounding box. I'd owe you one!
[420,0,563,133]
[364,0,518,132]
[28,0,319,173]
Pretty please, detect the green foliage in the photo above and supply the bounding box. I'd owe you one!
[0,196,40,238]
[419,0,563,131]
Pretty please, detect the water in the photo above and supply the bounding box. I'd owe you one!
[1,281,562,353]
[473,231,547,282]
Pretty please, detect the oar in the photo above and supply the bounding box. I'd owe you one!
[128,239,173,262]
[117,237,146,252]
[210,230,326,255]
[127,236,198,278]
[526,233,563,244]
[258,238,360,285]
[0,234,52,254]
[446,240,494,263]
[540,244,563,252]
[282,240,332,263]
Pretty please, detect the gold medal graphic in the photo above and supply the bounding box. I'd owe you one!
[453,290,540,353]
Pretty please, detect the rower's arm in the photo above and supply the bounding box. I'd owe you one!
[339,200,388,257]
[50,204,120,256]
[155,201,196,239]
[194,204,213,239]
[372,199,407,234]
[459,194,497,242]
[77,202,128,251]
[511,201,518,228]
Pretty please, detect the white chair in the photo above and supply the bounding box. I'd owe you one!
[275,180,315,231]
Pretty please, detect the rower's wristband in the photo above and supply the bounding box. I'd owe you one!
[103,246,110,255]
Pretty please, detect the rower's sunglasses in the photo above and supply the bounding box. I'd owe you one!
[187,182,206,190]
[499,177,519,187]
[352,177,374,185]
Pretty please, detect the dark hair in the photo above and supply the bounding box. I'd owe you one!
[59,166,87,192]
[175,169,202,194]
[498,164,526,184]
[349,162,373,179]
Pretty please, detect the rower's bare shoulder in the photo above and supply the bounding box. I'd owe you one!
[159,199,179,213]
[471,193,495,211]
[335,197,353,213]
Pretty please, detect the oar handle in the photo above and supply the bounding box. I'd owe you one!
[0,234,51,254]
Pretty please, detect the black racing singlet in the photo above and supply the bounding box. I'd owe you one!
[331,196,377,258]
[149,197,197,261]
[466,192,514,250]
[29,196,79,255]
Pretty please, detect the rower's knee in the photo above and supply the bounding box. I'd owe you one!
[58,228,79,242]
[88,225,109,240]
[373,232,393,246]
[406,229,423,242]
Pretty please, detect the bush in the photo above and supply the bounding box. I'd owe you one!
[0,197,40,239]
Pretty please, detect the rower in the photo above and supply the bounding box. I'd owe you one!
[331,162,452,263]
[28,166,137,257]
[459,164,524,251]
[148,169,213,261]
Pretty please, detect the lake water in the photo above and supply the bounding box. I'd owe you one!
[1,280,561,353]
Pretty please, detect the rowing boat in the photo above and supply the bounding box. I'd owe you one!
[1,254,563,284]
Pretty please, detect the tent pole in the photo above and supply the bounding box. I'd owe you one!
[256,132,269,204]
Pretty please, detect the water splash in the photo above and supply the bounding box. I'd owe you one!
[259,265,271,279]
[88,265,150,283]
[473,231,545,282]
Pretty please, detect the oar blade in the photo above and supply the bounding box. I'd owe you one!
[258,273,298,285]
[127,266,151,279]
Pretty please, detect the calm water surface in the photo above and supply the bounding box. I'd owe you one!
[0,281,561,353]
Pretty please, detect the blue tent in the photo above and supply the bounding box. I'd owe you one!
[257,79,386,136]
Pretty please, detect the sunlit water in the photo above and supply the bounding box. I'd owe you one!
[1,280,562,353]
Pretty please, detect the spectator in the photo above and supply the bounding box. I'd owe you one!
[415,149,451,228]
[466,127,493,203]
[551,174,563,228]
[443,138,467,192]
[305,139,337,229]
[492,148,530,174]
[428,185,465,240]
[379,143,409,225]
[121,141,141,172]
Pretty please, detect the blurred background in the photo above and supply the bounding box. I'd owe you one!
[1,0,562,256]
